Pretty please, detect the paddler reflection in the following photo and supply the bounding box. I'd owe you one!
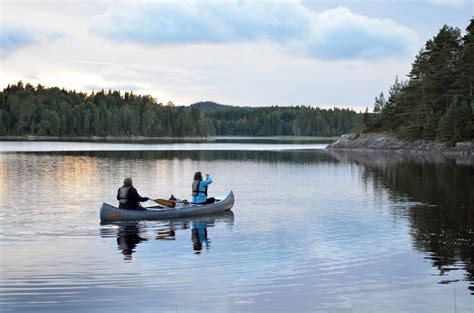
[100,211,234,260]
[191,221,209,253]
[116,223,147,260]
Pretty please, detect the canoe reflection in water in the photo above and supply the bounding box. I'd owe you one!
[156,228,176,240]
[100,211,234,260]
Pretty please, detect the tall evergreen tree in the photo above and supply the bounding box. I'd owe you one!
[457,19,474,105]
[369,20,473,142]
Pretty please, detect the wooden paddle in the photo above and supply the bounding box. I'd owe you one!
[152,198,176,208]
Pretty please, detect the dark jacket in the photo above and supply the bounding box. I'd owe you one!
[117,186,149,209]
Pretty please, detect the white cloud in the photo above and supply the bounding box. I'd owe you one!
[100,64,148,82]
[83,83,145,92]
[91,1,418,60]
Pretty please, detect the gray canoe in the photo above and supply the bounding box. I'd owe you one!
[100,191,235,221]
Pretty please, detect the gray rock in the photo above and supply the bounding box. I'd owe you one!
[327,133,474,156]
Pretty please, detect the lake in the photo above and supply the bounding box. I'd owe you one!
[0,140,473,312]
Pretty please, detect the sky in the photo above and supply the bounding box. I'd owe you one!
[0,0,472,111]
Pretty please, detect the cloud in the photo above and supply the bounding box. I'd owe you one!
[0,27,37,59]
[100,64,148,82]
[430,0,464,7]
[83,64,150,93]
[0,26,64,59]
[91,1,417,60]
[83,83,145,92]
[304,7,417,59]
[91,1,307,45]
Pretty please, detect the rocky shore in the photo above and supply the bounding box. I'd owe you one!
[326,133,474,156]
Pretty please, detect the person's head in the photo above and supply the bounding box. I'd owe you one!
[193,171,203,181]
[123,177,133,187]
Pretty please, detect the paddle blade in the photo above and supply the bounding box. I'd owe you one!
[153,198,176,208]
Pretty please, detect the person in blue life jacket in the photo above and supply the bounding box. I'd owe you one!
[191,172,215,204]
[117,177,149,210]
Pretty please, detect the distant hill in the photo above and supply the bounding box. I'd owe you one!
[188,101,239,112]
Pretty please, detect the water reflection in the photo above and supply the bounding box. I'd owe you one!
[191,221,209,254]
[116,223,147,260]
[100,211,234,260]
[0,136,334,144]
[2,144,474,312]
[329,150,474,294]
[156,228,176,240]
[23,149,337,164]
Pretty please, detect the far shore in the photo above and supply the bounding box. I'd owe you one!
[0,135,339,142]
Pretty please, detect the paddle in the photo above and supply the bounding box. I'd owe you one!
[152,198,176,208]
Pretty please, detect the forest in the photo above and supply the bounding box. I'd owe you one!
[363,19,474,143]
[196,102,357,136]
[0,85,359,137]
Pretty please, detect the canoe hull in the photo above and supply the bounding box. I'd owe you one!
[100,191,235,221]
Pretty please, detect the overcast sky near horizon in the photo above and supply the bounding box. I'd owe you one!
[0,0,472,110]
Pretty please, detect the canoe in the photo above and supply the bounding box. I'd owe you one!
[100,191,235,221]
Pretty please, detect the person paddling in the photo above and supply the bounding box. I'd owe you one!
[192,172,215,204]
[117,177,149,210]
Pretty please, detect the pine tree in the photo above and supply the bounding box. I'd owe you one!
[436,99,472,143]
[457,19,474,105]
[373,92,386,113]
[369,20,473,142]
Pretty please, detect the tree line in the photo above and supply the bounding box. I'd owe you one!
[0,84,360,137]
[363,19,474,143]
[203,103,358,136]
[0,83,215,137]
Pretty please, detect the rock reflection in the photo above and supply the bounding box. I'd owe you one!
[329,150,474,294]
[100,211,234,260]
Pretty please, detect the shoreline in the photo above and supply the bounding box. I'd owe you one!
[0,135,338,142]
[326,133,474,156]
[0,135,209,141]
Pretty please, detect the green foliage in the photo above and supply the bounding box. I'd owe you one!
[365,19,474,143]
[456,19,474,105]
[0,83,358,137]
[204,105,357,136]
[0,110,6,135]
[373,92,386,113]
[436,100,473,143]
[0,83,215,137]
[422,112,441,140]
[37,110,60,136]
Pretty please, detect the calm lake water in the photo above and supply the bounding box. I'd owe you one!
[0,140,473,312]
